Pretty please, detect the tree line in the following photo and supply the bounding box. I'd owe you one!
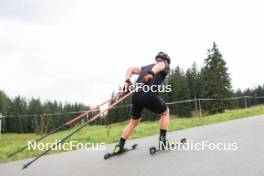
[0,95,89,134]
[1,42,264,133]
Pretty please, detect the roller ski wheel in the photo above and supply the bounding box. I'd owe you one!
[149,147,157,155]
[149,138,187,156]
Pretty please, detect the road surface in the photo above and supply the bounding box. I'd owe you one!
[1,115,264,176]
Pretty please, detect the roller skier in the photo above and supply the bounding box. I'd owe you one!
[112,52,171,154]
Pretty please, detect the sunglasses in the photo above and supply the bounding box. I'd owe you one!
[156,58,164,62]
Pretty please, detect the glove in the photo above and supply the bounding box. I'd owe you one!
[143,70,155,84]
[123,79,132,92]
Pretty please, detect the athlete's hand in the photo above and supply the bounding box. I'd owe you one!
[123,79,132,92]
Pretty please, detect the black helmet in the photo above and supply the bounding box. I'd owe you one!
[155,52,171,64]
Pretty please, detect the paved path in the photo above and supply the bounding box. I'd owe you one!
[1,115,264,176]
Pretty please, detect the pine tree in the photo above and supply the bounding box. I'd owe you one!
[186,62,202,99]
[168,66,192,117]
[0,90,10,132]
[7,96,28,133]
[201,42,233,114]
[256,86,264,104]
[186,62,203,115]
[234,89,244,108]
[28,98,43,133]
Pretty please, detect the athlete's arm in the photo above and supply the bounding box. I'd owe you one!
[143,61,166,82]
[125,67,141,80]
[151,61,166,74]
[123,67,141,92]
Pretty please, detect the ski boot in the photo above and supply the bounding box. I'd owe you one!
[113,143,127,154]
[159,136,170,150]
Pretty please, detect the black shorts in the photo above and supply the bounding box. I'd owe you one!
[131,91,168,119]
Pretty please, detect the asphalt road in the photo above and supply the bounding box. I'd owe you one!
[1,115,264,176]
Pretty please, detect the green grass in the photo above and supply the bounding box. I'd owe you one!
[1,105,264,164]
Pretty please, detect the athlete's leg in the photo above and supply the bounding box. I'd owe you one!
[113,118,139,154]
[113,93,142,154]
[121,118,140,139]
[159,107,170,149]
[160,107,169,131]
[118,94,142,146]
[144,94,169,139]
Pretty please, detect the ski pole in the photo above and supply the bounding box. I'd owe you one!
[8,92,124,159]
[22,90,134,169]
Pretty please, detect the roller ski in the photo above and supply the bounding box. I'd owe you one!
[104,143,138,159]
[149,138,187,155]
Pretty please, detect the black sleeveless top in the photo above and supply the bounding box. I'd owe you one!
[135,63,170,93]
